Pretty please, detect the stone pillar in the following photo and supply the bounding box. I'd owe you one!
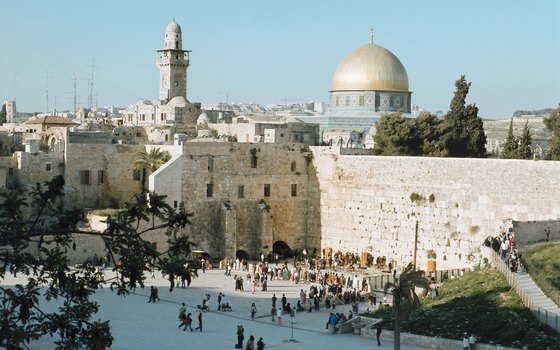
[222,202,237,259]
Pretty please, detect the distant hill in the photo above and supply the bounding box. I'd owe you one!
[484,116,551,142]
[512,108,556,118]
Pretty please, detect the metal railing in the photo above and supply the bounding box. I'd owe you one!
[482,246,559,332]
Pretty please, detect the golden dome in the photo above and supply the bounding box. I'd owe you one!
[331,43,409,92]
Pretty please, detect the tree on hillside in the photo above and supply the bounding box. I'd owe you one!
[516,120,532,160]
[543,105,560,160]
[0,176,196,349]
[441,75,487,158]
[500,118,518,159]
[373,113,421,156]
[383,263,429,350]
[134,148,172,188]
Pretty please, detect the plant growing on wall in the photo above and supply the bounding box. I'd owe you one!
[0,176,196,349]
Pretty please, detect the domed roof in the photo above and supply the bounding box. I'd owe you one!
[197,112,210,125]
[166,20,181,33]
[331,43,409,92]
[167,96,188,107]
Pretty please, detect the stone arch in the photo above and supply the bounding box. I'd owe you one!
[236,249,249,261]
[337,138,343,147]
[273,240,292,259]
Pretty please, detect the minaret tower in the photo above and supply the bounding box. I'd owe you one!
[157,20,190,103]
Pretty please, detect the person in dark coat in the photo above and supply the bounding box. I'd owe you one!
[256,337,265,350]
[376,323,382,346]
[236,325,244,349]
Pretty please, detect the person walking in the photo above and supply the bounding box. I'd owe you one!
[469,334,477,350]
[256,337,265,350]
[462,333,469,350]
[183,313,193,331]
[281,294,287,310]
[271,294,277,308]
[270,305,276,323]
[375,323,382,346]
[250,302,257,320]
[276,307,282,325]
[194,310,203,332]
[245,335,254,350]
[218,292,223,311]
[177,303,187,330]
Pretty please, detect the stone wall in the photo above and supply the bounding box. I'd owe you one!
[310,147,560,270]
[64,142,144,209]
[151,142,321,260]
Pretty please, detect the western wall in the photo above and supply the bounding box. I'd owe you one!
[310,147,560,271]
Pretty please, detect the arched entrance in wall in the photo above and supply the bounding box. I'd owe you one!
[236,250,249,261]
[272,240,292,260]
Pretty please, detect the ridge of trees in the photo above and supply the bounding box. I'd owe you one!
[373,75,487,158]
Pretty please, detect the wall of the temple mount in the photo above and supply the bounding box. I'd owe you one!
[310,147,560,271]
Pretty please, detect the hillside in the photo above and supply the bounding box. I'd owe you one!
[366,267,559,349]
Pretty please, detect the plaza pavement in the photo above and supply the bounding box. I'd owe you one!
[3,266,432,350]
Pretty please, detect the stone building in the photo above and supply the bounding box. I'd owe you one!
[120,20,201,127]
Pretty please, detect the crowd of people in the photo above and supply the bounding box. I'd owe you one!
[483,231,523,272]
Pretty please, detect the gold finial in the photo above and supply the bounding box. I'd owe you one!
[370,28,373,44]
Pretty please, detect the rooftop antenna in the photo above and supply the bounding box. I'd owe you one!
[41,69,53,114]
[370,27,374,45]
[73,73,77,113]
[88,60,98,110]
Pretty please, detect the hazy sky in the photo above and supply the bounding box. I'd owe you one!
[1,0,559,119]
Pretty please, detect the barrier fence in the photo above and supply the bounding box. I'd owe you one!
[482,246,559,332]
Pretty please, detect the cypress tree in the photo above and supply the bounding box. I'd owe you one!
[500,118,518,159]
[442,75,487,158]
[516,120,532,159]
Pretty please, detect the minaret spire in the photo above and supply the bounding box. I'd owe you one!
[370,27,374,45]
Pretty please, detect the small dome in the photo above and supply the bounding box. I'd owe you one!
[197,112,210,125]
[331,44,409,92]
[166,20,181,34]
[167,96,188,107]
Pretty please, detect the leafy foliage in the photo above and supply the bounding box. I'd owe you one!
[441,75,487,158]
[543,105,560,160]
[0,176,196,349]
[373,112,444,156]
[133,148,171,173]
[383,263,430,350]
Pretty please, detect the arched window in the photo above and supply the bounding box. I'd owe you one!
[290,161,296,172]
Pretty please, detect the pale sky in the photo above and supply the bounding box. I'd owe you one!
[1,0,559,119]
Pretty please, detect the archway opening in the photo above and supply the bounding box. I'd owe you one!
[236,250,249,261]
[272,240,292,260]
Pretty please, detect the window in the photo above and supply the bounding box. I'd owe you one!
[238,185,244,199]
[133,170,141,181]
[97,170,105,184]
[208,158,214,172]
[206,183,213,198]
[46,163,52,172]
[173,200,178,209]
[264,184,270,197]
[251,155,258,168]
[291,161,296,172]
[291,184,297,197]
[79,170,91,185]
